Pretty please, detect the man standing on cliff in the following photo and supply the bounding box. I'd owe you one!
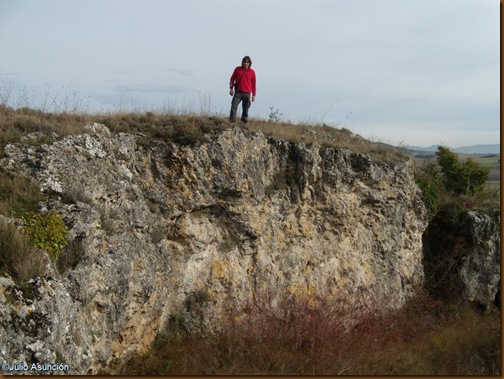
[229,56,256,124]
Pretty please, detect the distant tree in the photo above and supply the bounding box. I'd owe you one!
[459,157,491,195]
[435,146,490,195]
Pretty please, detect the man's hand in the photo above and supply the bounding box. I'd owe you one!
[229,88,234,96]
[252,95,256,102]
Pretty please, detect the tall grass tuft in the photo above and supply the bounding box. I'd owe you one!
[0,170,44,217]
[0,220,47,280]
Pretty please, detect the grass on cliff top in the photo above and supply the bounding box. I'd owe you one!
[0,104,407,165]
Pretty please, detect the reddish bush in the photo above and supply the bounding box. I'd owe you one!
[121,289,500,375]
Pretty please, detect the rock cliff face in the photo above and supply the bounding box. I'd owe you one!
[460,211,500,305]
[0,124,429,373]
[423,207,501,308]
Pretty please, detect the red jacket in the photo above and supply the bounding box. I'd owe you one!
[230,66,256,96]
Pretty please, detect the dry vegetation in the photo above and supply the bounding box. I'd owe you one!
[120,289,500,375]
[0,220,47,281]
[0,104,407,164]
[0,170,44,217]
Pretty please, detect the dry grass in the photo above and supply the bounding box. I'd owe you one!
[0,104,407,165]
[0,220,47,281]
[0,105,88,155]
[252,120,406,164]
[120,289,500,375]
[0,169,44,217]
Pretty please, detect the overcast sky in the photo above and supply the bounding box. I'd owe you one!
[0,0,499,148]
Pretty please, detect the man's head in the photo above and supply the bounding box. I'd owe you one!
[242,56,252,68]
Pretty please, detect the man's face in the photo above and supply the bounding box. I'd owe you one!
[243,60,250,68]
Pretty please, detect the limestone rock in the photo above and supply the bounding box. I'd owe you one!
[459,211,500,305]
[0,125,429,373]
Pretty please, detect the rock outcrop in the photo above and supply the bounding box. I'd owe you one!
[460,211,500,306]
[422,206,500,308]
[0,124,430,373]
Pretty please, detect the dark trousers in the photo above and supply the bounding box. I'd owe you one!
[229,91,251,123]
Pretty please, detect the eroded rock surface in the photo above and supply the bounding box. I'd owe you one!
[460,211,500,306]
[0,124,429,373]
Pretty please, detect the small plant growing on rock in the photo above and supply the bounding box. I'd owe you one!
[22,211,68,260]
[268,106,284,123]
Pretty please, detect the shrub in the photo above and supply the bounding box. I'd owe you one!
[22,211,68,260]
[416,147,495,217]
[121,289,500,375]
[436,146,490,195]
[268,106,284,123]
[0,220,47,280]
[415,163,442,219]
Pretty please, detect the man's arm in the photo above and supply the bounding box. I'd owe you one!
[252,71,256,101]
[229,67,238,96]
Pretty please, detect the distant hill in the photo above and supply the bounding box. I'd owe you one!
[407,145,439,152]
[453,145,500,154]
[407,144,500,155]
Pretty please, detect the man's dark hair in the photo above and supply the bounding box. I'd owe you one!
[242,56,252,67]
